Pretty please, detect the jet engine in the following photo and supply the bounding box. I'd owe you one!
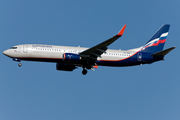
[62,53,81,61]
[56,63,76,71]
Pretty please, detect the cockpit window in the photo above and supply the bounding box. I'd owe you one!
[10,47,17,49]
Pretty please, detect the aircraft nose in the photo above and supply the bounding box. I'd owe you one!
[3,50,7,55]
[3,50,9,56]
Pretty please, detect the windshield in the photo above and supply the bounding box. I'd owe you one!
[10,47,17,49]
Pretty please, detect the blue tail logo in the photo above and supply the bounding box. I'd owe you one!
[141,24,170,54]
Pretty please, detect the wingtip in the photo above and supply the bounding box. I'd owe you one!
[117,24,126,36]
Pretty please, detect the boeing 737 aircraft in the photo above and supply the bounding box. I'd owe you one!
[3,24,175,75]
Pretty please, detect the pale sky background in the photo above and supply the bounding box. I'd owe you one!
[0,0,180,120]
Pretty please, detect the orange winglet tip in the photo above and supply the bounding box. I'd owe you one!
[93,65,98,69]
[117,24,126,36]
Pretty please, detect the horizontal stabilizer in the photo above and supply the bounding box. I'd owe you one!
[152,47,175,57]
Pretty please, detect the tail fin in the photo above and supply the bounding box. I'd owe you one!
[141,24,170,53]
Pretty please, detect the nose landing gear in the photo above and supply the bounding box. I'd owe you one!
[18,63,22,67]
[12,58,22,67]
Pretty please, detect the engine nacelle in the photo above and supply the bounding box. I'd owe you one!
[63,53,81,61]
[56,63,76,71]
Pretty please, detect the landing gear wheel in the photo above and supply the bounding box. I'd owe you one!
[82,69,87,75]
[18,63,22,67]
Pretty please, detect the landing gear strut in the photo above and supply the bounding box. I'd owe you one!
[82,61,96,75]
[82,69,87,75]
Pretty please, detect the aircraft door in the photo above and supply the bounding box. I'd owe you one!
[137,52,142,61]
[23,45,28,53]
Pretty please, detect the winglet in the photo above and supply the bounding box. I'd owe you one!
[117,24,126,36]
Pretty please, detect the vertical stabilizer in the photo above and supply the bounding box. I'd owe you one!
[141,24,170,54]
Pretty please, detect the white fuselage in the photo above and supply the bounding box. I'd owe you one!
[3,44,141,66]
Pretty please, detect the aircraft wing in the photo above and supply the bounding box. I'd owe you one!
[79,25,126,60]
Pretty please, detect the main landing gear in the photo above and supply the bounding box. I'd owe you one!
[82,63,95,75]
[82,64,89,75]
[82,69,87,75]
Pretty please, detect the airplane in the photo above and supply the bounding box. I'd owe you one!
[3,24,175,75]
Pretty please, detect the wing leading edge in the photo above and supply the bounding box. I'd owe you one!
[79,25,126,61]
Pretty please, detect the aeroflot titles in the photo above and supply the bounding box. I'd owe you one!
[32,45,52,48]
